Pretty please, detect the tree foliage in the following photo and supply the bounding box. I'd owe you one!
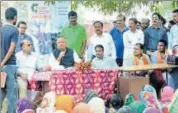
[45,0,178,14]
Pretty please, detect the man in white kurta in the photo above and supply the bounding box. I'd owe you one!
[92,45,118,69]
[16,40,38,98]
[170,9,178,48]
[86,21,116,61]
[123,18,144,66]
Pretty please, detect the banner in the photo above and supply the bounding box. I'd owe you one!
[1,1,71,54]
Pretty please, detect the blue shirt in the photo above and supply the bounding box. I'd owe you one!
[1,24,19,65]
[110,27,129,59]
[144,26,168,51]
[15,34,35,53]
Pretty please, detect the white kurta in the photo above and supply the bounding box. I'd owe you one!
[37,50,81,70]
[123,29,144,66]
[16,51,38,80]
[92,57,118,69]
[86,33,116,60]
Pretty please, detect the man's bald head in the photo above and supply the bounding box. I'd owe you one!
[57,37,66,42]
[141,18,150,30]
[57,37,67,50]
[21,39,32,54]
[21,39,31,47]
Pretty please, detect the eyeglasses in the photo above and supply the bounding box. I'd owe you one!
[27,44,31,47]
[117,19,124,22]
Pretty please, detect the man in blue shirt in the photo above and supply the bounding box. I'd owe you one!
[0,7,18,113]
[110,14,128,66]
[16,21,35,53]
[144,13,168,56]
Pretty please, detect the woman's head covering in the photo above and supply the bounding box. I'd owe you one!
[125,93,135,106]
[142,85,157,98]
[161,86,174,103]
[43,91,56,107]
[72,102,91,113]
[139,91,158,108]
[83,89,98,103]
[129,101,146,113]
[21,109,35,113]
[88,97,105,113]
[55,95,76,113]
[168,89,178,113]
[143,107,161,113]
[117,106,136,113]
[109,94,122,109]
[54,110,67,113]
[16,98,32,113]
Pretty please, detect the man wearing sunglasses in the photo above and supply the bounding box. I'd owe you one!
[16,39,38,98]
[16,21,35,53]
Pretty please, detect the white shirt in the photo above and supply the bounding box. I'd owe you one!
[170,24,178,48]
[37,50,81,70]
[73,50,82,63]
[86,33,116,60]
[16,51,38,80]
[92,56,118,69]
[123,29,144,66]
[52,50,81,69]
[37,54,65,70]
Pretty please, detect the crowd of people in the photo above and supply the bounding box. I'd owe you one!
[1,6,178,113]
[8,85,178,113]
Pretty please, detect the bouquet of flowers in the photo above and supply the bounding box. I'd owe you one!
[75,60,92,72]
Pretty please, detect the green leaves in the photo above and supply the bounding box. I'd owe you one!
[45,0,56,5]
[150,1,161,13]
[44,0,178,14]
[171,1,178,9]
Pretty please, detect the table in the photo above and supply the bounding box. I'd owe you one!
[28,71,52,92]
[117,64,178,98]
[29,69,118,102]
[118,64,178,72]
[118,64,178,84]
